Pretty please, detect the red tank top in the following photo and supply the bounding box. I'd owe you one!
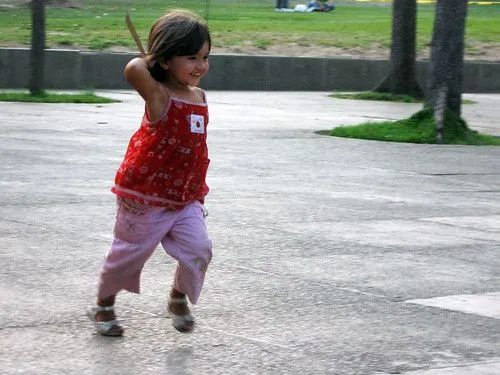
[111,92,210,209]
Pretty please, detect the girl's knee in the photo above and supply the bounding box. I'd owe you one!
[197,237,213,263]
[187,237,212,272]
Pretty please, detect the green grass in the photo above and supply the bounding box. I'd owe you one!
[0,91,118,103]
[330,91,423,103]
[329,91,477,104]
[0,0,498,55]
[324,108,500,145]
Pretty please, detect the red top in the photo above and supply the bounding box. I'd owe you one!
[112,92,210,209]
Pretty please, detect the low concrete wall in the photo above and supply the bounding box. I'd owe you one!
[1,48,499,92]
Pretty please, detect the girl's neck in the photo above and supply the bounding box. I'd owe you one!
[161,82,203,104]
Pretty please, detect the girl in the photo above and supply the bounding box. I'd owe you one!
[87,9,213,336]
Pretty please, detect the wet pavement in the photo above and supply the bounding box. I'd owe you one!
[0,91,499,374]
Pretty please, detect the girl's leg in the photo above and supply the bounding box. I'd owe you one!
[168,288,190,314]
[96,295,115,319]
[167,287,195,332]
[91,295,124,336]
[95,198,176,318]
[161,201,212,305]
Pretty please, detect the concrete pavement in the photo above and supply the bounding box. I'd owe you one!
[0,91,499,374]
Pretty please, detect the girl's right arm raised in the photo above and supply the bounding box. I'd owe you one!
[124,57,158,102]
[124,58,167,121]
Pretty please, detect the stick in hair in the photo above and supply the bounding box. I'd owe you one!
[125,10,146,56]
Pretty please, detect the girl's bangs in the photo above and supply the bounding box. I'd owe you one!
[175,25,211,56]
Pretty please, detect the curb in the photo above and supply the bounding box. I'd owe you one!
[1,48,499,92]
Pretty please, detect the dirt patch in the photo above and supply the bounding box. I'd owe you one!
[3,39,497,62]
[45,0,82,8]
[210,41,500,62]
[90,41,500,62]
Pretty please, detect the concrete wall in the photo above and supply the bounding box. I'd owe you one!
[1,48,499,92]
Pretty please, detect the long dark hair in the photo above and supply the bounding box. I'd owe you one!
[146,10,211,82]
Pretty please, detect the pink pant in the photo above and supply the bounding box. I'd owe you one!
[97,197,212,304]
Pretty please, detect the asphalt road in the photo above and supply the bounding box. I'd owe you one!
[0,91,498,374]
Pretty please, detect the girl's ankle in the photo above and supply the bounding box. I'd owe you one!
[170,289,185,300]
[97,295,116,307]
[168,290,190,315]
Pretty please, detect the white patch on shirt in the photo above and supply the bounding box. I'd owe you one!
[190,114,205,134]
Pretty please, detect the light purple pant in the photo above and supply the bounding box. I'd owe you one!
[97,197,212,304]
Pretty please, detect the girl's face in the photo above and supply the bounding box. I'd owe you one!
[162,41,210,89]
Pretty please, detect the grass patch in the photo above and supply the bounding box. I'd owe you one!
[0,91,118,103]
[329,92,477,104]
[324,108,500,145]
[330,91,423,103]
[0,1,498,55]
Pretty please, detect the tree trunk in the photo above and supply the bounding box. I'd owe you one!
[373,0,423,98]
[426,0,468,116]
[30,0,45,95]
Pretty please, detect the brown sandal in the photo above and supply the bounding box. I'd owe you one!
[168,297,195,333]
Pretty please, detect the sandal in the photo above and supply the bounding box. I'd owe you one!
[168,297,195,333]
[86,305,124,337]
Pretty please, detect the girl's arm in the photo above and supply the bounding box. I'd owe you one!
[124,57,167,121]
[124,57,159,102]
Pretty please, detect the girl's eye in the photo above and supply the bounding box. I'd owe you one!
[188,56,196,60]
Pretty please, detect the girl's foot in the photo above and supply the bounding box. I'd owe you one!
[168,290,195,332]
[87,296,124,337]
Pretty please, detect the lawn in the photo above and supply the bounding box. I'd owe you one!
[0,0,498,55]
[325,108,500,145]
[0,91,118,103]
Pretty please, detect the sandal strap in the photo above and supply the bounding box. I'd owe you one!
[169,297,188,304]
[96,319,120,329]
[92,305,115,312]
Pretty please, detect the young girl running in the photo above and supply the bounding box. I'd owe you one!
[87,9,213,336]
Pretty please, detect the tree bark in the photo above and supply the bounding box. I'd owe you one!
[426,0,468,116]
[30,0,45,95]
[373,0,423,98]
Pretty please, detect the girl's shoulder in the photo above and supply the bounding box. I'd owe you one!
[166,86,207,106]
[192,87,207,104]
